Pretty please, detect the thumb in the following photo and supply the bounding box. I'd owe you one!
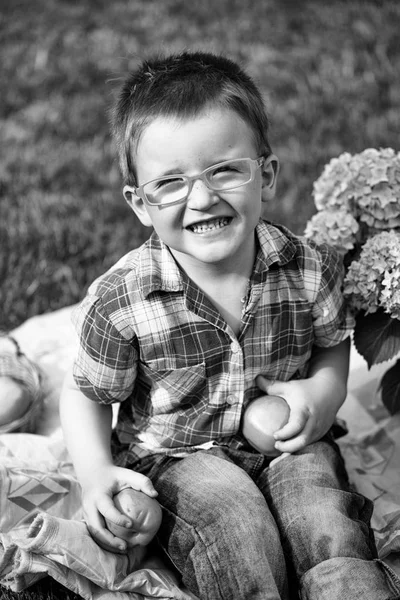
[124,471,159,498]
[256,375,275,394]
[256,375,287,398]
[137,474,159,498]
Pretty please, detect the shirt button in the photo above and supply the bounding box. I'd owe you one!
[226,394,237,405]
[231,342,240,354]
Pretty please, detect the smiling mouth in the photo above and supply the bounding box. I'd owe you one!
[187,217,232,233]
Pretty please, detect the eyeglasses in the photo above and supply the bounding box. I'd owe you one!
[130,156,268,207]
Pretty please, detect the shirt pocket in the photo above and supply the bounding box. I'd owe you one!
[138,360,208,417]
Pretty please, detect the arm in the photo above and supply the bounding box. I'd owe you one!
[59,367,158,553]
[256,337,350,454]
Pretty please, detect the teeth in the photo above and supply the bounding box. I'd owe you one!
[190,218,230,233]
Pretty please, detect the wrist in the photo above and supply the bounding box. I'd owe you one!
[308,371,347,407]
[75,457,115,489]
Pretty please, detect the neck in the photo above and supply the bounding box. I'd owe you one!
[170,241,256,291]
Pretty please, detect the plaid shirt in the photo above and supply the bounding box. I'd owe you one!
[72,220,353,465]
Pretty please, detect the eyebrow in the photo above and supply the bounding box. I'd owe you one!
[154,156,236,179]
[155,167,186,178]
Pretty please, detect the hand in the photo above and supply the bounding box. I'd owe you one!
[256,374,341,454]
[80,463,158,554]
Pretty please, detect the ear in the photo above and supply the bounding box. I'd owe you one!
[261,154,279,203]
[123,186,153,228]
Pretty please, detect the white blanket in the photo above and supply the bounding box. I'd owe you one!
[0,305,399,597]
[0,432,194,599]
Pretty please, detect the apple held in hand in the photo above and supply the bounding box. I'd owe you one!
[106,488,163,548]
[242,395,290,456]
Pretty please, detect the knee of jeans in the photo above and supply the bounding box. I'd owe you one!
[282,490,376,560]
[285,486,372,530]
[194,477,277,538]
[288,501,339,539]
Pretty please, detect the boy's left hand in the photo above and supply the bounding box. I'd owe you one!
[256,374,343,454]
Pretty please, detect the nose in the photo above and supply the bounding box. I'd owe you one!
[186,179,219,211]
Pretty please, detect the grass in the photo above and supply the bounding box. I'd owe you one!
[2,0,400,334]
[1,0,400,597]
[2,0,400,333]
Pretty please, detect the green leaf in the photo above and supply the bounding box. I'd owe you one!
[353,310,400,368]
[380,360,400,415]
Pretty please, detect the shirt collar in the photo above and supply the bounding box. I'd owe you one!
[138,232,184,298]
[138,221,297,298]
[254,220,297,275]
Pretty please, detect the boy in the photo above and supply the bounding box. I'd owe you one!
[60,51,400,599]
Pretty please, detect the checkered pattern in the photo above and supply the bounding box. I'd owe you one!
[72,220,353,464]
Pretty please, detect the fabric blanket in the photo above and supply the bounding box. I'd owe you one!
[0,433,194,599]
[0,305,400,598]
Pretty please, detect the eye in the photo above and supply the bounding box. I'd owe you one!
[155,178,178,188]
[152,177,184,191]
[213,164,239,175]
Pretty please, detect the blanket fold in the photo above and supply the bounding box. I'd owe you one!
[2,321,400,596]
[0,434,196,599]
[0,511,194,599]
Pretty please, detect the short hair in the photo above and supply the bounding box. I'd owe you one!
[111,51,272,186]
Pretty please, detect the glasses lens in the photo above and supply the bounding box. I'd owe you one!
[144,177,188,205]
[207,159,252,191]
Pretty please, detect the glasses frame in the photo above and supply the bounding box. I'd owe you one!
[131,155,268,207]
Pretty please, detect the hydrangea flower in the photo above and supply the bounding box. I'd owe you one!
[305,148,400,393]
[304,209,359,252]
[312,152,354,211]
[381,271,400,320]
[343,231,400,317]
[309,148,400,238]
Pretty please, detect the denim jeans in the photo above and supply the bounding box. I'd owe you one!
[133,436,400,600]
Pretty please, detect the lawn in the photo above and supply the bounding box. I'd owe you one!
[1,0,400,597]
[2,0,400,334]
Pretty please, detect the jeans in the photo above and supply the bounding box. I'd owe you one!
[133,436,400,600]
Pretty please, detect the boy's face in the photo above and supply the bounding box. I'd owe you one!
[125,106,278,273]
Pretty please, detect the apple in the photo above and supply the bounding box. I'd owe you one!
[0,376,31,428]
[242,395,290,456]
[105,488,163,548]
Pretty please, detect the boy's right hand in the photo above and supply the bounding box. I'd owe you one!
[80,463,158,554]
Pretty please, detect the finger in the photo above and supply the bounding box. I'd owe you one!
[93,535,127,555]
[274,409,308,441]
[255,375,273,393]
[84,505,127,553]
[97,496,132,528]
[86,521,128,553]
[123,472,158,498]
[274,417,315,454]
[256,375,287,398]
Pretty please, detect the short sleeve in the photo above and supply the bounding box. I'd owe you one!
[311,244,355,347]
[72,294,138,404]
